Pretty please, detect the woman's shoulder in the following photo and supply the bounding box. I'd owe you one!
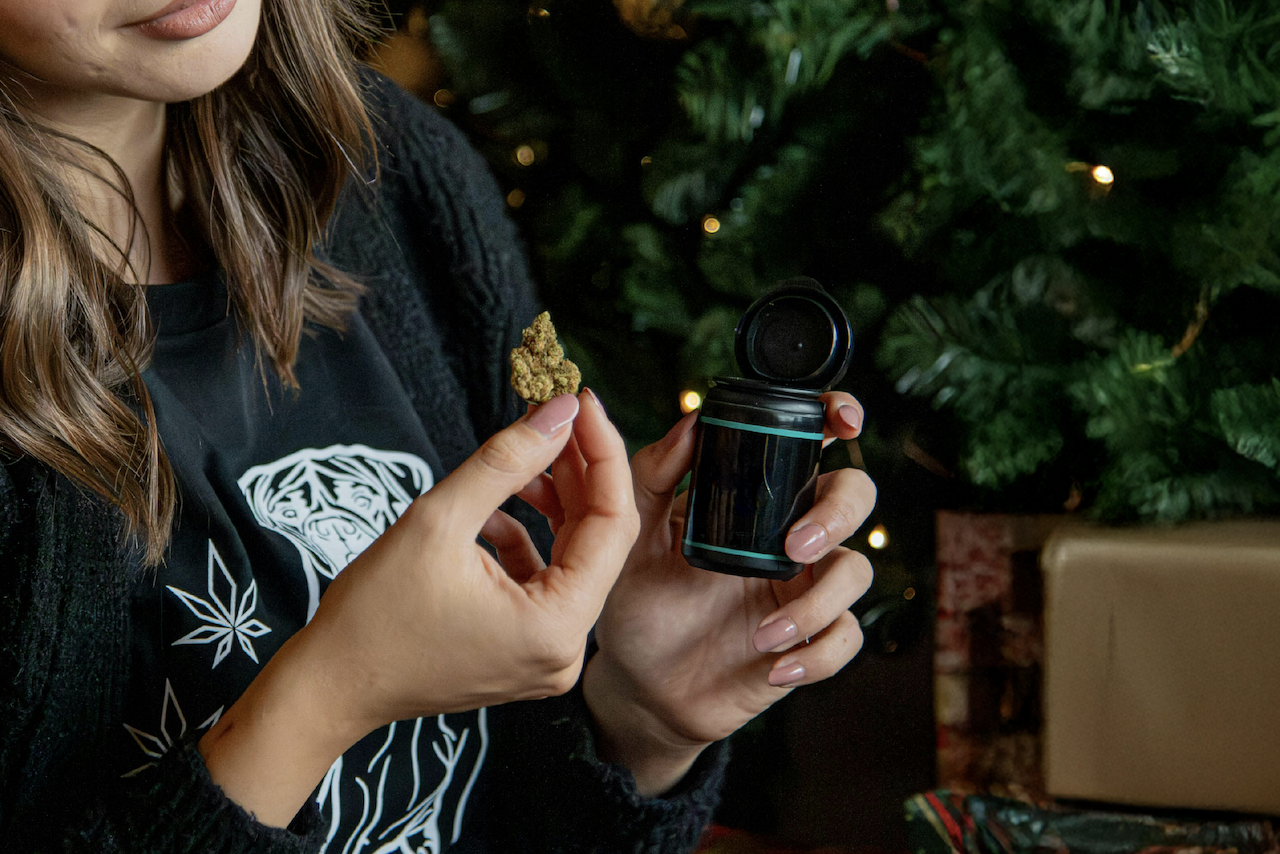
[358,67,446,134]
[0,459,15,551]
[0,458,122,561]
[330,67,511,254]
[0,459,66,596]
[357,67,491,190]
[0,456,42,545]
[333,67,529,298]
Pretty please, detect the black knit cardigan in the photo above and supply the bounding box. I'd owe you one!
[0,73,725,853]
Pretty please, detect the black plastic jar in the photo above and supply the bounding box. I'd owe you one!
[681,279,853,581]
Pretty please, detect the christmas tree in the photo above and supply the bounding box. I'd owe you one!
[878,0,1280,523]
[414,0,925,435]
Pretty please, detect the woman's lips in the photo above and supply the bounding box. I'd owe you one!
[131,0,238,40]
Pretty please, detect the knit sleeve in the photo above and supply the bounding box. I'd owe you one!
[481,687,729,854]
[53,738,328,852]
[357,72,728,852]
[0,465,325,853]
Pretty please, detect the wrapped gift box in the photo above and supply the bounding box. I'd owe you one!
[904,789,1278,854]
[934,512,1062,797]
[1042,520,1280,815]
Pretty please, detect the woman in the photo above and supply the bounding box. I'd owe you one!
[0,0,876,850]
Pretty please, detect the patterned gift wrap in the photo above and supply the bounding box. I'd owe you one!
[905,790,1279,854]
[934,512,1062,799]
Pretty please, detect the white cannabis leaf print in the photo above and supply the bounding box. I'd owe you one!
[167,540,272,668]
[121,679,223,777]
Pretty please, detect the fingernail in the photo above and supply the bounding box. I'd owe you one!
[769,661,806,687]
[786,523,827,564]
[753,617,798,653]
[527,394,579,437]
[585,387,604,413]
[665,411,698,443]
[837,404,863,435]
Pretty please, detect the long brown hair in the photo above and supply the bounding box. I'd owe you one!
[0,0,379,565]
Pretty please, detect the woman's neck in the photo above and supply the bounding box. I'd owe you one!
[37,92,205,285]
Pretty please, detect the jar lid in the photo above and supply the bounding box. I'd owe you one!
[734,277,853,392]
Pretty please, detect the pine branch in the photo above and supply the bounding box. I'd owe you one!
[878,0,1280,521]
[1213,379,1280,473]
[677,0,894,143]
[1170,289,1211,359]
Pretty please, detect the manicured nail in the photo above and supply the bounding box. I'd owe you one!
[837,404,863,435]
[786,523,827,564]
[527,394,579,437]
[585,387,605,413]
[753,617,798,653]
[664,411,698,444]
[768,661,806,687]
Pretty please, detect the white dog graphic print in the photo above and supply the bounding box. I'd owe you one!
[239,445,488,854]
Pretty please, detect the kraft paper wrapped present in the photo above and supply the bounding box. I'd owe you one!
[1042,520,1280,815]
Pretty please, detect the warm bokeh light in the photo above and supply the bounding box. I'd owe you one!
[701,215,721,234]
[506,188,526,209]
[680,390,702,413]
[640,155,653,167]
[903,587,916,600]
[868,524,889,549]
[433,89,456,108]
[1091,164,1114,185]
[515,145,536,166]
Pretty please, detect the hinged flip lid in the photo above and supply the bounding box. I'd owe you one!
[734,277,853,391]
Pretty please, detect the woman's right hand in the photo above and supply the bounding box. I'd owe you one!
[199,390,638,826]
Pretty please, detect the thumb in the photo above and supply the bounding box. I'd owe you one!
[630,412,697,527]
[426,394,580,536]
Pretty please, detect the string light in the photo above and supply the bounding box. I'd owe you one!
[868,524,889,549]
[1066,160,1115,197]
[701,215,721,235]
[506,188,526,209]
[515,145,536,166]
[406,6,430,37]
[680,390,702,413]
[1066,161,1115,185]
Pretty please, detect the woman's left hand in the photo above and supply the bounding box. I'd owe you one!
[520,391,876,795]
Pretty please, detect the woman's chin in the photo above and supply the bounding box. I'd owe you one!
[123,1,261,103]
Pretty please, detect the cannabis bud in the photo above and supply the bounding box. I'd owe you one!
[510,311,581,404]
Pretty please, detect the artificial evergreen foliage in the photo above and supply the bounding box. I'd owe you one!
[422,0,928,442]
[879,0,1280,522]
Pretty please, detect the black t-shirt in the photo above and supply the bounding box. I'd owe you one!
[119,272,490,852]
